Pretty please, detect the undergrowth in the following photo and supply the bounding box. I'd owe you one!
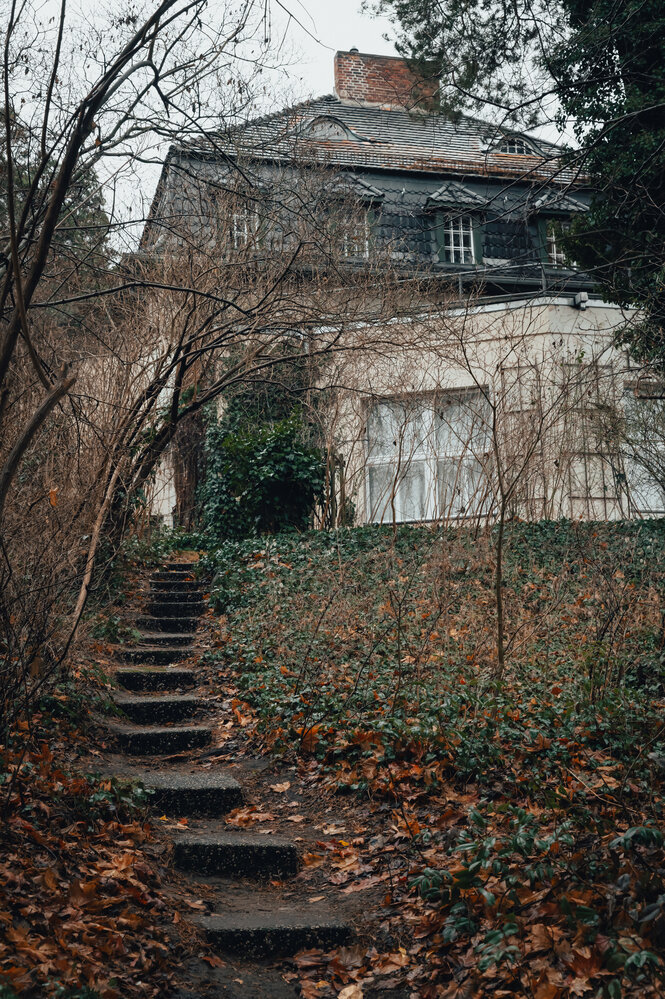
[200,518,665,997]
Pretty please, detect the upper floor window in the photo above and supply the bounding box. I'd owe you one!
[546,221,570,267]
[232,209,257,250]
[442,214,475,264]
[342,214,370,259]
[498,137,532,155]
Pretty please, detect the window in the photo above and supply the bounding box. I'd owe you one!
[546,221,570,267]
[442,215,475,264]
[498,137,532,155]
[366,391,492,523]
[343,214,370,259]
[232,209,257,250]
[622,386,665,514]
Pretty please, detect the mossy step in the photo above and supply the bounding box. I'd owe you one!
[141,772,243,816]
[109,722,211,755]
[115,666,196,691]
[173,832,298,878]
[113,692,200,724]
[198,910,352,957]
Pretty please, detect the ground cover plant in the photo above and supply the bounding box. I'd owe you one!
[200,520,665,997]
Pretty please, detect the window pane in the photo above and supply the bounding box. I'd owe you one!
[624,458,665,513]
[435,391,490,455]
[367,402,427,460]
[343,215,370,258]
[623,390,665,513]
[498,137,530,154]
[438,457,487,517]
[369,461,428,523]
[443,215,474,264]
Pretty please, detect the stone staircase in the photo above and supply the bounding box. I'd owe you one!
[107,560,351,971]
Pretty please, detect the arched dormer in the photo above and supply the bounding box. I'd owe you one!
[303,115,376,143]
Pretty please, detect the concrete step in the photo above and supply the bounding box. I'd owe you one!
[118,645,190,666]
[136,615,199,633]
[141,772,243,816]
[148,600,205,618]
[151,570,198,583]
[150,578,201,592]
[198,910,352,957]
[114,692,200,724]
[109,722,211,755]
[173,832,298,878]
[136,630,195,646]
[115,666,196,691]
[149,588,203,604]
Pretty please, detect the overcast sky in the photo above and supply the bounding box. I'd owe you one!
[274,0,397,98]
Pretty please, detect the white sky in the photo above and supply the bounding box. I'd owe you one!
[272,0,397,98]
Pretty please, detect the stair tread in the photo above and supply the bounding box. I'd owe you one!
[142,772,241,791]
[150,589,203,596]
[114,667,196,691]
[114,692,200,705]
[137,632,196,641]
[174,830,294,848]
[109,721,210,734]
[198,906,352,955]
[122,644,193,653]
[137,615,199,621]
[199,909,349,931]
[116,665,195,674]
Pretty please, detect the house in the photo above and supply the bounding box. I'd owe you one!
[144,50,665,527]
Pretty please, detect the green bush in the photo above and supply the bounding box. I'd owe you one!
[200,412,325,541]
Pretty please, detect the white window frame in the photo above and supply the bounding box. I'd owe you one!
[342,214,370,259]
[622,385,665,515]
[546,221,569,267]
[232,208,258,250]
[365,391,491,524]
[442,214,475,264]
[498,137,532,155]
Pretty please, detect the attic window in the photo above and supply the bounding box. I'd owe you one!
[442,215,475,264]
[546,221,571,267]
[232,209,257,249]
[498,137,532,155]
[343,215,370,259]
[307,116,354,141]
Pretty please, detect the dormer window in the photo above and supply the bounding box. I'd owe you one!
[442,214,475,264]
[343,214,370,259]
[498,137,532,155]
[232,209,257,249]
[546,221,571,267]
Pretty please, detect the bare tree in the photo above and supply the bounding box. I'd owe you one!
[0,0,411,734]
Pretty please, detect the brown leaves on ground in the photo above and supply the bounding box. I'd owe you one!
[0,729,181,998]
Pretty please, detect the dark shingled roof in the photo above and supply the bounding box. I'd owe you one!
[144,91,592,293]
[218,94,576,185]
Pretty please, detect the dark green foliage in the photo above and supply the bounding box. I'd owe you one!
[199,412,326,542]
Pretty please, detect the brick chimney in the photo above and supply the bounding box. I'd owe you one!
[334,49,438,111]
